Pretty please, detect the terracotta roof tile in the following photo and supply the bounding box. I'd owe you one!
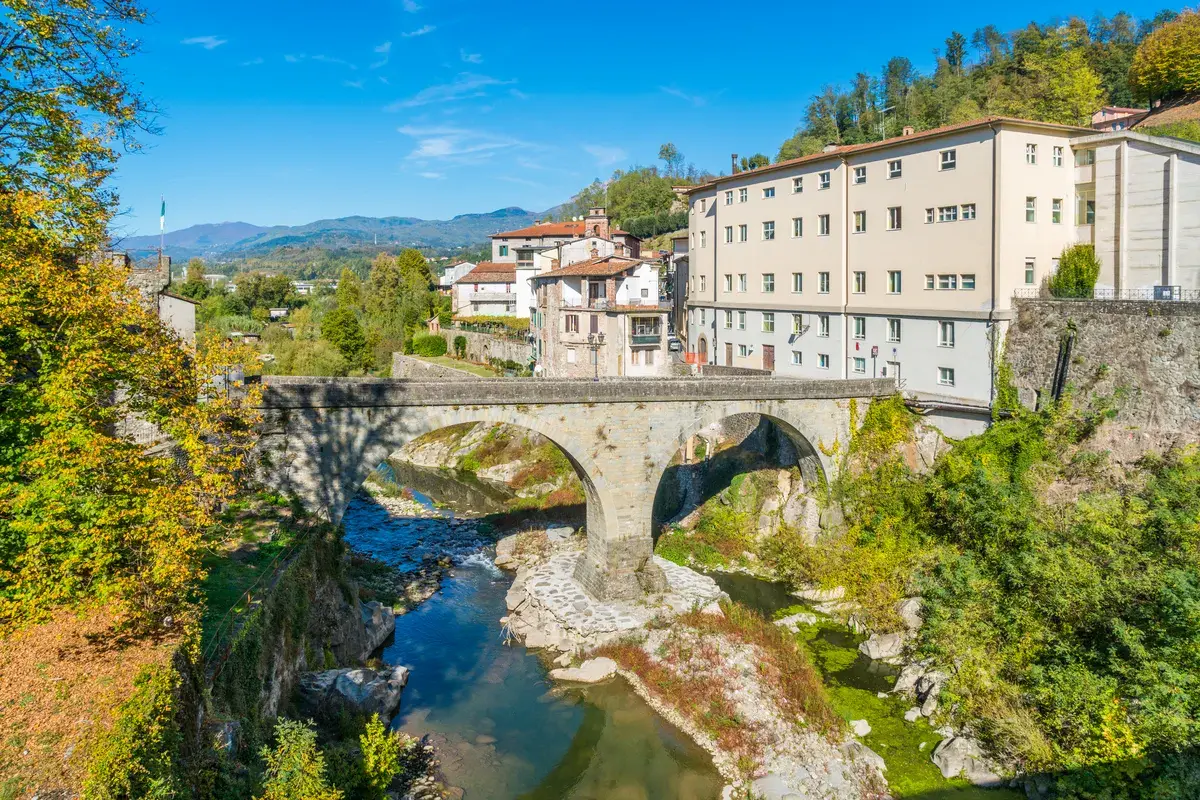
[534,254,644,279]
[491,221,587,239]
[454,262,515,284]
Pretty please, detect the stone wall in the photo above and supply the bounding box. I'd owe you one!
[1005,298,1200,443]
[701,364,772,377]
[437,328,530,365]
[391,353,473,380]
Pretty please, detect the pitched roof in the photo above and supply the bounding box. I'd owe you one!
[1135,94,1200,130]
[160,291,200,305]
[455,262,515,284]
[685,116,1093,193]
[533,254,644,279]
[491,220,587,239]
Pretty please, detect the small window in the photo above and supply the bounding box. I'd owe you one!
[763,221,776,240]
[737,310,746,329]
[888,206,902,230]
[724,310,732,329]
[818,315,830,337]
[763,186,776,199]
[499,245,509,257]
[937,274,958,290]
[791,313,804,333]
[961,203,976,220]
[888,270,901,294]
[938,321,955,348]
[1052,146,1064,167]
[888,159,902,179]
[738,224,748,242]
[961,274,976,290]
[791,350,802,365]
[723,274,732,291]
[818,353,830,369]
[1074,149,1095,166]
[762,312,775,333]
[925,208,934,224]
[700,199,707,212]
[853,316,866,339]
[854,210,867,233]
[700,230,707,247]
[818,214,830,236]
[565,314,579,333]
[818,171,831,190]
[724,190,733,205]
[566,348,576,363]
[940,149,956,170]
[699,275,706,292]
[1052,199,1062,224]
[724,226,733,243]
[1025,143,1037,165]
[737,274,747,292]
[792,217,803,237]
[887,318,901,342]
[739,188,748,203]
[1025,196,1036,223]
[938,367,955,386]
[853,271,866,293]
[738,344,748,357]
[792,272,803,293]
[1024,259,1035,285]
[853,357,867,374]
[762,273,775,292]
[925,274,935,290]
[937,205,958,223]
[818,272,830,294]
[853,166,866,184]
[792,177,803,193]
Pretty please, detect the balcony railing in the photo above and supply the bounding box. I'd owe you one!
[467,291,516,302]
[631,334,662,346]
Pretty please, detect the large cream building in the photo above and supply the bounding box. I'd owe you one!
[684,116,1200,409]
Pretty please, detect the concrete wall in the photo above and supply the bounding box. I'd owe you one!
[391,353,474,380]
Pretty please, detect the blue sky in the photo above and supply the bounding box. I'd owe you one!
[113,0,1172,236]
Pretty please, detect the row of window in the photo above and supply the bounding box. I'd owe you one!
[726,345,956,386]
[719,309,957,347]
[715,270,976,295]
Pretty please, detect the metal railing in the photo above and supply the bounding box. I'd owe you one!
[631,334,663,346]
[1013,286,1200,302]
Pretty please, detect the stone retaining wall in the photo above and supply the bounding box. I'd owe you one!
[438,328,529,365]
[390,353,473,380]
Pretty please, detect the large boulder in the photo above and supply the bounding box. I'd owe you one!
[931,737,1004,787]
[548,657,617,684]
[360,601,395,655]
[842,740,887,773]
[892,663,924,696]
[859,632,905,661]
[300,665,409,723]
[897,597,924,631]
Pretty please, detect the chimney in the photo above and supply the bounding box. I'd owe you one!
[731,153,739,174]
[534,219,541,225]
[584,207,610,240]
[822,143,839,153]
[902,125,915,136]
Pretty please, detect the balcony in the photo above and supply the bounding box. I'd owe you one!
[631,334,662,346]
[467,291,516,302]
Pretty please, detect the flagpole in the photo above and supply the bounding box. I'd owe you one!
[159,195,165,256]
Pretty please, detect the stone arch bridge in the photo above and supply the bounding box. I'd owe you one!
[257,376,894,601]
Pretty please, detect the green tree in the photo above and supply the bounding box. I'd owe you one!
[236,272,293,312]
[256,719,343,800]
[603,167,676,225]
[321,306,369,369]
[1129,10,1200,102]
[336,267,363,311]
[738,153,770,171]
[396,248,432,286]
[177,258,210,301]
[993,31,1104,125]
[945,31,969,73]
[359,715,406,800]
[658,142,684,178]
[1047,244,1101,298]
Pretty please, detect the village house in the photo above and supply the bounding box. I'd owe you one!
[452,262,520,316]
[438,260,477,292]
[489,207,641,264]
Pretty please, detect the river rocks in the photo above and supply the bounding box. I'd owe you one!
[794,585,845,602]
[898,597,924,631]
[548,657,617,684]
[749,773,800,800]
[300,665,410,724]
[841,740,886,772]
[773,611,819,632]
[858,632,906,661]
[360,601,395,654]
[904,706,922,723]
[931,736,1004,787]
[849,719,872,737]
[893,662,924,695]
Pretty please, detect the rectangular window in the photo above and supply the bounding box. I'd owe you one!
[792,313,804,334]
[818,315,830,337]
[792,272,802,293]
[853,166,866,184]
[724,226,733,243]
[888,206,902,230]
[566,348,576,363]
[887,318,901,342]
[1052,198,1062,224]
[937,205,958,223]
[738,344,748,357]
[738,224,748,242]
[938,321,955,348]
[725,190,733,205]
[763,186,776,199]
[724,310,732,329]
[888,159,902,179]
[1074,149,1095,166]
[854,210,867,233]
[630,349,641,366]
[961,203,976,220]
[818,171,831,190]
[763,221,776,240]
[853,316,866,339]
[499,245,509,257]
[1025,143,1037,165]
[792,177,803,193]
[853,357,867,374]
[646,349,655,366]
[723,274,732,291]
[925,208,934,224]
[592,313,601,333]
[763,273,775,292]
[762,312,775,332]
[940,149,956,170]
[853,271,866,293]
[791,350,802,365]
[699,275,706,292]
[818,214,830,236]
[938,367,955,386]
[700,198,707,212]
[737,310,746,330]
[961,274,976,290]
[937,274,958,290]
[888,270,901,294]
[792,217,803,237]
[700,230,707,247]
[1052,146,1064,167]
[1076,191,1096,225]
[818,272,830,294]
[925,274,935,290]
[737,274,747,292]
[739,188,748,203]
[1024,259,1035,285]
[1025,196,1036,223]
[818,353,830,369]
[565,314,579,333]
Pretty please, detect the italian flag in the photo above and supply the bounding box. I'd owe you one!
[160,197,166,232]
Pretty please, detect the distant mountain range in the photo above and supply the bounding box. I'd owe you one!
[115,206,561,261]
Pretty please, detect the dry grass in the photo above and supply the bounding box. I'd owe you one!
[511,528,551,561]
[0,607,183,798]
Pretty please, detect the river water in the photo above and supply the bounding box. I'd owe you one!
[342,474,724,800]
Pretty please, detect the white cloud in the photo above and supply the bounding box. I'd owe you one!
[386,73,515,110]
[182,35,227,50]
[402,0,421,11]
[419,171,445,179]
[284,54,304,63]
[344,79,365,89]
[371,41,392,69]
[375,41,393,54]
[460,49,483,64]
[509,88,529,100]
[402,25,436,38]
[313,54,357,69]
[241,57,264,66]
[584,144,628,167]
[398,124,529,165]
[660,86,707,107]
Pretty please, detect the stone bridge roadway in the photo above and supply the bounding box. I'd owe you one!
[257,376,895,601]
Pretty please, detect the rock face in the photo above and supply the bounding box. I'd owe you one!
[360,601,396,655]
[932,736,1004,787]
[300,665,410,724]
[858,632,905,661]
[548,657,617,684]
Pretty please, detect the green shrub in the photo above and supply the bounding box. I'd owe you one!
[1048,244,1101,298]
[410,333,447,357]
[256,719,342,800]
[359,715,407,800]
[452,335,467,358]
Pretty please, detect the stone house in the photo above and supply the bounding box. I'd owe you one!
[489,207,641,264]
[115,251,198,344]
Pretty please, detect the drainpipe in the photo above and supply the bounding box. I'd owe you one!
[712,189,719,367]
[987,122,1000,408]
[840,155,850,380]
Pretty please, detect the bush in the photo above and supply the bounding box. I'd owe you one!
[410,333,447,357]
[452,335,467,358]
[1048,244,1101,298]
[359,715,406,800]
[256,719,342,800]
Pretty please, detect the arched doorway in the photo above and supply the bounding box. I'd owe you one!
[697,336,708,364]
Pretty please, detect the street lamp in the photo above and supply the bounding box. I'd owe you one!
[587,332,605,381]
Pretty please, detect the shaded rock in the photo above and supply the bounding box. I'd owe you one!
[548,657,617,684]
[545,525,574,543]
[893,663,924,696]
[898,597,924,631]
[932,737,1004,787]
[916,670,947,702]
[360,601,395,655]
[842,740,887,772]
[920,693,939,717]
[859,632,905,661]
[300,665,409,723]
[904,707,922,723]
[774,611,818,631]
